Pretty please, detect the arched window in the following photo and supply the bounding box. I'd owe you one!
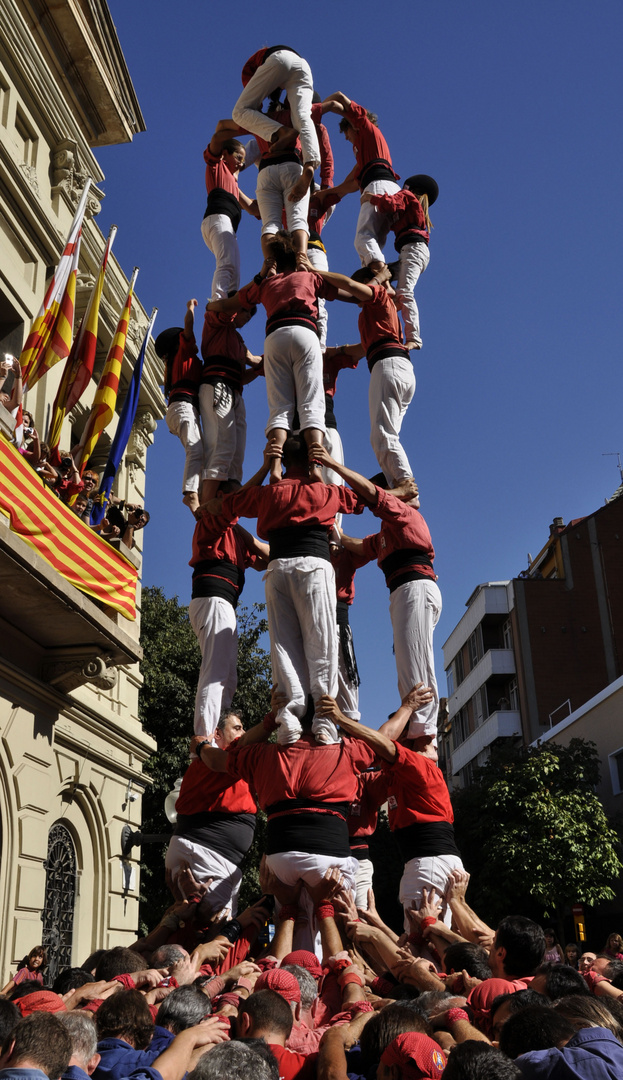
[41,823,77,984]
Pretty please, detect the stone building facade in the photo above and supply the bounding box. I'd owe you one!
[0,0,164,983]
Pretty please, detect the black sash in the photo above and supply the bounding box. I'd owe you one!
[266,798,351,857]
[379,548,433,594]
[203,190,242,232]
[268,524,330,562]
[359,158,397,190]
[393,820,460,861]
[192,558,245,607]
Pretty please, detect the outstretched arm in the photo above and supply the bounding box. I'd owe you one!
[377,685,434,741]
[322,91,352,115]
[306,444,379,502]
[208,118,246,156]
[183,299,197,340]
[316,697,396,762]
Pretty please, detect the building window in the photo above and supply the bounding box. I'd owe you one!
[42,823,77,985]
[452,706,470,750]
[502,618,513,651]
[446,668,454,697]
[15,107,38,168]
[609,749,623,797]
[473,687,484,727]
[454,650,464,688]
[509,678,519,712]
[467,628,483,672]
[0,75,9,128]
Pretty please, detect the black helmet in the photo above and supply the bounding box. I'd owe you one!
[404,174,439,205]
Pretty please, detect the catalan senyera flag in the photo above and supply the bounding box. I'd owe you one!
[91,307,157,528]
[74,267,139,474]
[20,180,92,391]
[0,434,137,619]
[47,225,117,456]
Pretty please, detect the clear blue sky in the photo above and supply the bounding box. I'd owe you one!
[98,1,623,727]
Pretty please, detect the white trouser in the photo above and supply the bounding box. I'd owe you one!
[395,241,430,346]
[369,355,416,485]
[189,596,238,738]
[166,836,242,918]
[354,858,374,909]
[399,854,465,929]
[336,624,360,720]
[355,179,401,266]
[232,50,320,168]
[306,245,329,350]
[200,214,240,300]
[268,852,357,956]
[264,325,325,435]
[199,382,246,483]
[264,557,338,744]
[323,426,344,532]
[165,402,203,494]
[256,162,310,236]
[390,579,442,739]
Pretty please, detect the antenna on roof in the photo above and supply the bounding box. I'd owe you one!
[602,452,623,485]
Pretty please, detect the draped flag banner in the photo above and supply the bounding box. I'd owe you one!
[90,307,157,528]
[20,180,92,391]
[47,224,117,456]
[73,267,138,473]
[0,435,137,619]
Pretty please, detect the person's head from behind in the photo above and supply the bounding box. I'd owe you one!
[280,965,317,1013]
[266,230,297,274]
[0,999,20,1049]
[589,954,612,976]
[351,263,395,298]
[234,305,256,329]
[214,710,244,749]
[338,109,378,144]
[52,969,94,996]
[359,1003,432,1072]
[1,1013,72,1080]
[377,1031,446,1080]
[498,1005,574,1059]
[490,916,545,978]
[58,1012,99,1075]
[156,986,211,1034]
[490,990,551,1044]
[442,942,492,980]
[441,1040,522,1079]
[149,945,189,969]
[95,989,153,1049]
[237,989,294,1043]
[281,432,309,474]
[189,1040,275,1080]
[221,139,245,175]
[554,993,623,1043]
[94,947,148,983]
[530,961,590,1000]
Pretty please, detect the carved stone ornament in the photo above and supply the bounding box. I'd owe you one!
[41,654,118,695]
[19,162,39,194]
[50,140,103,216]
[127,408,157,464]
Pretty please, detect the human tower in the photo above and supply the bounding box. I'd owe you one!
[155,45,462,953]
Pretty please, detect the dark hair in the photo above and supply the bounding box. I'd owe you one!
[350,266,375,285]
[2,1013,72,1080]
[359,1003,432,1070]
[149,945,187,968]
[339,109,377,134]
[282,433,309,471]
[605,959,623,987]
[499,1005,575,1059]
[442,1041,522,1079]
[0,999,20,1047]
[490,990,551,1039]
[443,942,492,980]
[94,947,148,982]
[52,968,94,995]
[95,989,154,1050]
[222,139,244,155]
[17,946,46,972]
[495,916,545,977]
[156,986,211,1034]
[554,993,623,1042]
[8,983,53,1002]
[266,230,297,274]
[237,990,293,1039]
[81,949,107,975]
[534,961,590,999]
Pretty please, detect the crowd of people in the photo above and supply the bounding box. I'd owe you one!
[4,44,623,1080]
[1,356,150,548]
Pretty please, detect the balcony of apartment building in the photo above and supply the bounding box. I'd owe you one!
[0,405,141,695]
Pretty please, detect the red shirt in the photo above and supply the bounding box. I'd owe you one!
[332,546,368,605]
[175,754,256,816]
[343,99,399,188]
[361,489,436,581]
[323,351,360,399]
[226,735,375,811]
[348,769,391,842]
[308,188,341,240]
[357,285,403,354]
[268,1043,317,1080]
[189,515,256,570]
[201,311,247,364]
[167,331,201,405]
[383,742,454,830]
[203,145,240,199]
[370,188,429,247]
[239,271,338,322]
[221,475,363,541]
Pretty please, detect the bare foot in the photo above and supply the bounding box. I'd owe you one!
[288,164,314,202]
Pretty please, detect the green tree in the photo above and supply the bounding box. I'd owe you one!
[453,738,623,930]
[137,586,272,930]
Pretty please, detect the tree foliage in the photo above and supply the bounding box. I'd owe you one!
[453,739,623,925]
[137,586,272,929]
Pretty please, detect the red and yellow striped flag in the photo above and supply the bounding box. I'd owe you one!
[20,180,91,391]
[73,267,139,473]
[47,225,117,455]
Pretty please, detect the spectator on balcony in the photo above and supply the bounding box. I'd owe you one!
[1,946,47,996]
[0,356,22,413]
[54,453,84,504]
[72,493,90,521]
[34,443,59,486]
